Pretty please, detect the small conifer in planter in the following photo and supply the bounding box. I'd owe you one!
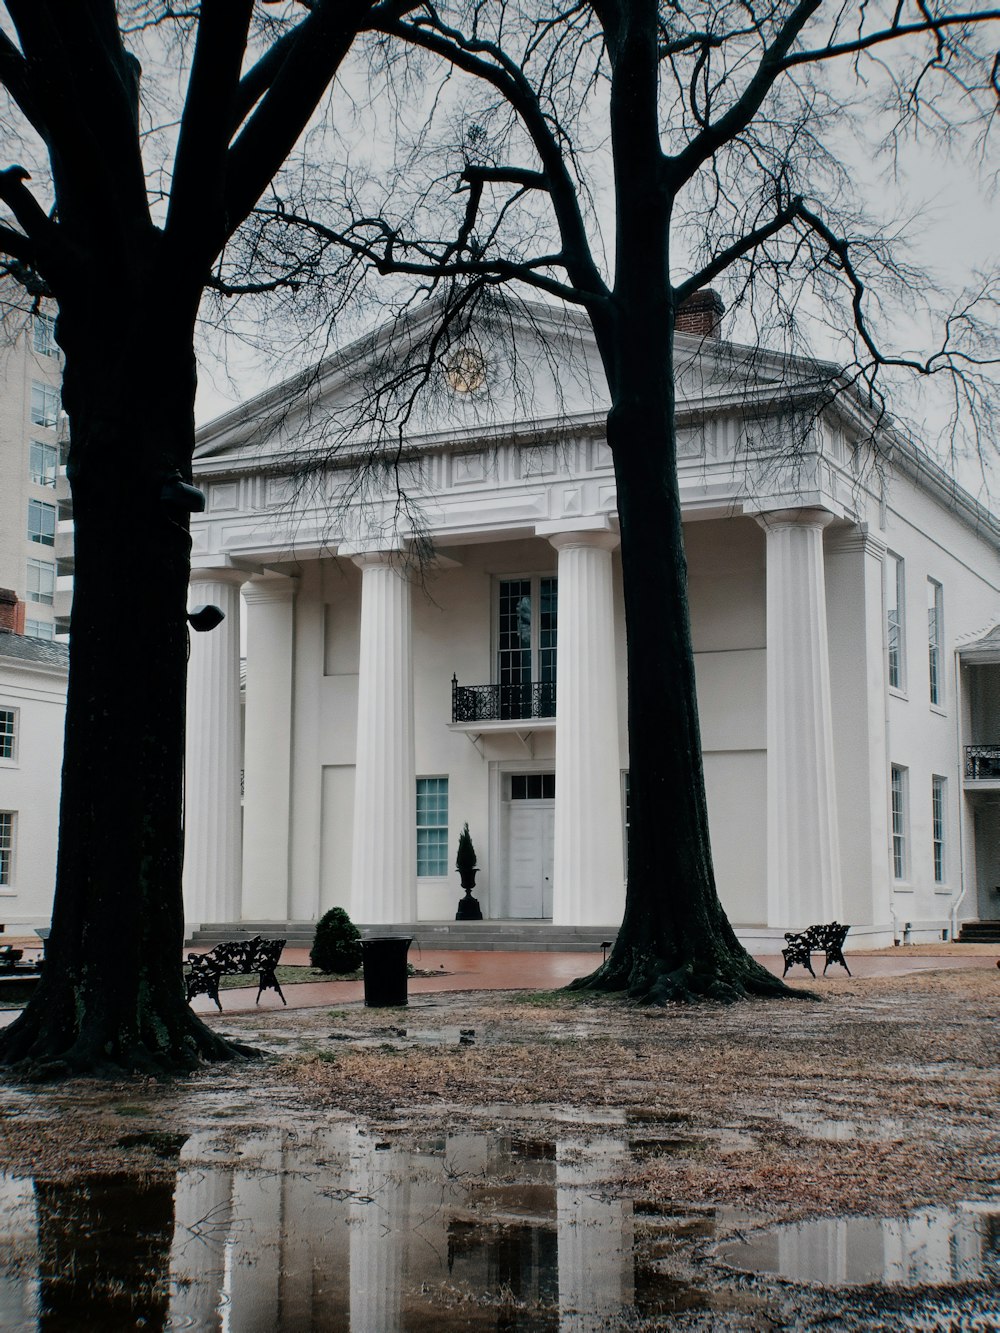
[455,823,484,920]
[456,823,478,889]
[310,907,363,974]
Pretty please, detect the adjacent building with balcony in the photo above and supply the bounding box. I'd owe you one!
[0,291,72,641]
[183,300,1000,947]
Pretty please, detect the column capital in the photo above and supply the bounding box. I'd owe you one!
[350,550,405,573]
[826,524,887,560]
[754,506,837,534]
[547,530,620,554]
[188,566,248,588]
[242,575,298,606]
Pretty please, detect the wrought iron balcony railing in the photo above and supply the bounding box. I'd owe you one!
[452,675,556,724]
[965,745,1000,779]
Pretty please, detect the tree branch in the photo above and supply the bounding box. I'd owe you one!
[675,194,804,301]
[784,10,1000,69]
[166,0,255,255]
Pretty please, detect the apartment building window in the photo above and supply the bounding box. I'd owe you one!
[886,554,905,691]
[931,776,946,883]
[30,440,58,487]
[30,381,59,429]
[0,812,13,886]
[32,313,57,357]
[927,579,943,706]
[27,558,55,605]
[890,765,908,880]
[24,619,54,641]
[28,499,56,546]
[416,777,448,876]
[0,709,16,761]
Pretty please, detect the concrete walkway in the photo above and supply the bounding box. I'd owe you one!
[188,943,997,1016]
[0,941,993,1026]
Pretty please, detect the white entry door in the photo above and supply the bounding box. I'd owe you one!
[506,803,555,918]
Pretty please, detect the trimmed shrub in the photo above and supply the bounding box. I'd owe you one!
[310,907,362,974]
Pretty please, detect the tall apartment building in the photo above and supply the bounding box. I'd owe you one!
[0,291,69,641]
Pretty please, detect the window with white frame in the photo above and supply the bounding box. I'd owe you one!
[27,558,55,605]
[496,576,557,718]
[927,579,943,706]
[886,554,905,691]
[0,812,13,886]
[931,775,946,883]
[30,440,58,487]
[0,709,15,761]
[28,498,56,546]
[416,777,449,876]
[30,381,59,428]
[890,765,908,880]
[33,313,57,357]
[24,619,54,641]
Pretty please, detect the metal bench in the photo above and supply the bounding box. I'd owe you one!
[781,922,851,978]
[185,936,286,1011]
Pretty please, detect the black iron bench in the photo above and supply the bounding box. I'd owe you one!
[781,922,851,978]
[185,937,286,1011]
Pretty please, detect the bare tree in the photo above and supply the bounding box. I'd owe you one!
[0,1,398,1075]
[235,0,1000,1002]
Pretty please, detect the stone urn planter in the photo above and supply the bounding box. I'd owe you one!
[455,823,484,921]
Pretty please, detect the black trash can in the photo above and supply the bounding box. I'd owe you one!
[361,936,413,1007]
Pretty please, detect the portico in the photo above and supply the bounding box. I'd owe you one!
[181,302,999,946]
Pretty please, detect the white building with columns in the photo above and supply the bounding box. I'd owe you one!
[183,302,1000,948]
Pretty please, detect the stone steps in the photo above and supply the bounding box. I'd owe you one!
[957,920,1000,943]
[188,921,618,953]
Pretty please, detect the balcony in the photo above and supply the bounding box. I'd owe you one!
[965,745,1000,782]
[451,676,556,725]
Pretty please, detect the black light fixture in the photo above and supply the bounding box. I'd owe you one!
[188,604,225,633]
[160,471,206,513]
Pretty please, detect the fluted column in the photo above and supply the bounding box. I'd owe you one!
[242,576,297,920]
[548,531,624,926]
[183,568,244,926]
[757,508,843,927]
[350,553,415,924]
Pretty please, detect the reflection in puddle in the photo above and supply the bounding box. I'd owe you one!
[717,1203,1000,1287]
[0,1127,717,1330]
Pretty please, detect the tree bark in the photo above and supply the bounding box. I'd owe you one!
[0,276,254,1075]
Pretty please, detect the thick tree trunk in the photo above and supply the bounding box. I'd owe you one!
[0,283,253,1074]
[571,313,793,1003]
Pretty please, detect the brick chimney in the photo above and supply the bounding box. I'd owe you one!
[0,589,25,635]
[676,289,725,339]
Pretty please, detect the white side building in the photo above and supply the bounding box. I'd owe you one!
[0,591,67,928]
[183,304,1000,947]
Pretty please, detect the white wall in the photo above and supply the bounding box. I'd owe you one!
[0,659,65,925]
[882,471,1000,936]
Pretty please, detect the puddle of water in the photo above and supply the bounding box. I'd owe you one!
[0,1126,720,1331]
[716,1202,1000,1288]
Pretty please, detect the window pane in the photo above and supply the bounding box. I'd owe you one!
[415,777,448,876]
[0,710,14,761]
[890,765,906,880]
[927,580,942,706]
[932,776,945,883]
[0,812,12,885]
[30,440,58,487]
[28,499,56,545]
[886,555,904,691]
[30,381,59,428]
[24,619,55,641]
[33,314,57,357]
[27,559,55,605]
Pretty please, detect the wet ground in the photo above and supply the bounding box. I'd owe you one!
[0,963,996,1329]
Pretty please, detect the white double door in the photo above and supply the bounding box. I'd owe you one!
[506,801,555,918]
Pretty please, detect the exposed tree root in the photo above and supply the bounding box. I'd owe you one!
[567,944,816,1005]
[0,991,258,1081]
